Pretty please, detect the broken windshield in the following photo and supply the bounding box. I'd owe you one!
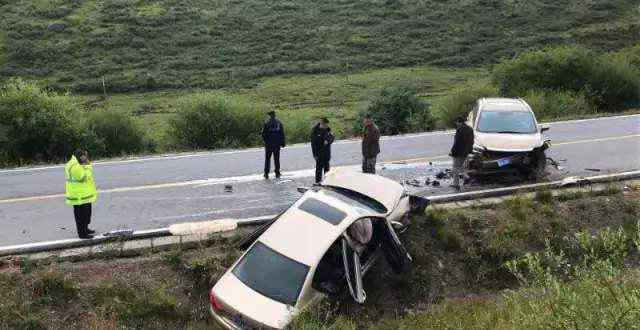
[233,242,309,306]
[477,111,537,134]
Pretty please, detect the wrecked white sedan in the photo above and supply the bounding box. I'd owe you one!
[466,98,551,179]
[209,171,428,330]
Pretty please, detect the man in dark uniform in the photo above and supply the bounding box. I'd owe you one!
[449,116,474,190]
[261,111,286,179]
[311,118,334,184]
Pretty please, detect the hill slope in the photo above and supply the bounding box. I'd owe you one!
[0,0,637,93]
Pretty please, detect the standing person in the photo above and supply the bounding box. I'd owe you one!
[361,114,380,174]
[261,110,286,179]
[65,149,97,239]
[449,116,474,190]
[311,118,334,184]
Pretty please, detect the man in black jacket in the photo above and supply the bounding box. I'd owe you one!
[262,111,286,179]
[449,116,474,189]
[311,118,334,184]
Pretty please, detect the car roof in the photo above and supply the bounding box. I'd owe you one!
[258,181,389,266]
[321,170,405,213]
[479,98,531,112]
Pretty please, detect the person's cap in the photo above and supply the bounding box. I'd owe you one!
[267,110,276,116]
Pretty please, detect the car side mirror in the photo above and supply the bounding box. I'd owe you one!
[540,125,550,133]
[297,187,309,194]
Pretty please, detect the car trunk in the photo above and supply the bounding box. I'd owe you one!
[212,273,295,329]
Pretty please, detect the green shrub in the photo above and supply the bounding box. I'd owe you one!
[435,81,498,128]
[493,46,640,110]
[169,93,263,150]
[356,87,432,135]
[0,79,89,166]
[614,45,640,68]
[86,110,149,157]
[523,89,596,120]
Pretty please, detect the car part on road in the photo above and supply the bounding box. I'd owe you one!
[103,229,134,237]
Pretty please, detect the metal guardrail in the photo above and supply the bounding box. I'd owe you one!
[1,170,638,258]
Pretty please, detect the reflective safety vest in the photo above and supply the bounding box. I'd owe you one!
[65,155,97,206]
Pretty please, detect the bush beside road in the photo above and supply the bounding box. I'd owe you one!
[1,185,639,329]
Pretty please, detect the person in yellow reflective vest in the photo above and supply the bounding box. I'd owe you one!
[65,149,98,239]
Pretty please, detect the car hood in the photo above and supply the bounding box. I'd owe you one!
[474,131,543,152]
[213,273,295,329]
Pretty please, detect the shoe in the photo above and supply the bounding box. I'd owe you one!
[275,173,281,179]
[263,174,269,180]
[78,234,94,239]
[87,229,96,234]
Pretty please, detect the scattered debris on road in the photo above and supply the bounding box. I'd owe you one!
[104,229,134,237]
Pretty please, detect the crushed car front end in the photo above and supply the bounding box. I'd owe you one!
[468,142,549,177]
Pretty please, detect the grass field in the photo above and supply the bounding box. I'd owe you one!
[0,0,637,92]
[1,185,638,329]
[76,65,485,146]
[0,1,638,164]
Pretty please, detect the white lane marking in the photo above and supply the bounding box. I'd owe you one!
[1,134,638,204]
[0,156,451,204]
[2,114,637,174]
[552,134,640,146]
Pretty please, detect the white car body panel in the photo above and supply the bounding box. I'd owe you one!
[321,169,405,214]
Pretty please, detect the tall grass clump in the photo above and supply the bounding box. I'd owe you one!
[435,81,498,127]
[355,87,433,135]
[169,93,263,150]
[0,79,87,166]
[523,89,596,120]
[86,110,150,157]
[493,46,640,111]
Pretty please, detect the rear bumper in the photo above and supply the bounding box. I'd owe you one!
[210,305,243,330]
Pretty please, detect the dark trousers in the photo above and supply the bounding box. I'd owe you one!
[73,203,92,237]
[362,157,377,174]
[264,147,281,177]
[315,158,330,183]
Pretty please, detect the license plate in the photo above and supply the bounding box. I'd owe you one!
[233,314,248,329]
[497,157,512,167]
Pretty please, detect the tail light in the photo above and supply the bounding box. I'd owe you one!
[210,289,224,311]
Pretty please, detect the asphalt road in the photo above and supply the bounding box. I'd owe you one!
[1,114,638,245]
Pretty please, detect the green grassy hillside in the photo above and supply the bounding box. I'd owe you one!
[0,0,637,93]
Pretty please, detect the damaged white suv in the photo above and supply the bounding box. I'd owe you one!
[467,98,550,179]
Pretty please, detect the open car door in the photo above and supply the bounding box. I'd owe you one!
[341,237,366,304]
[380,219,412,274]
